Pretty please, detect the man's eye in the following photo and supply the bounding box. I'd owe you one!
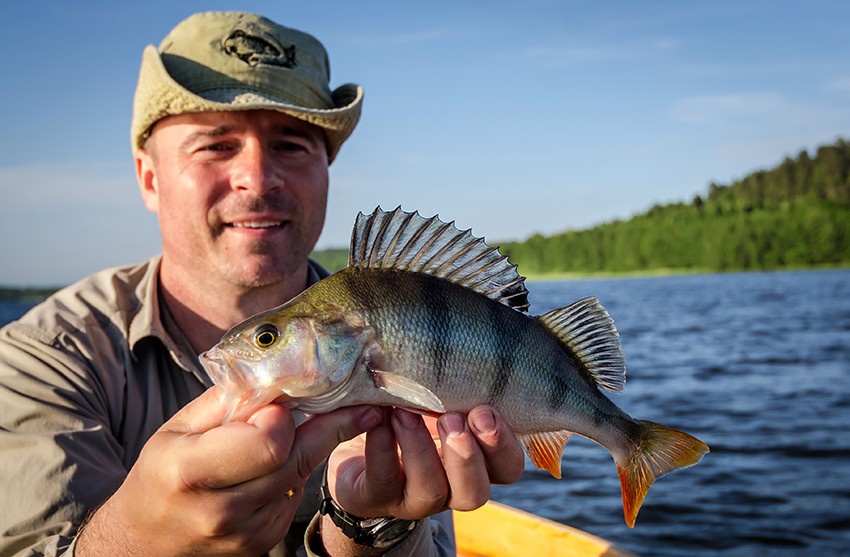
[201,143,230,152]
[273,141,308,153]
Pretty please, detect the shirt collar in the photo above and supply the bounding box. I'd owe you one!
[127,255,167,354]
[126,256,204,379]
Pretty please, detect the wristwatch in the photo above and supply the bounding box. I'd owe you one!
[319,470,418,549]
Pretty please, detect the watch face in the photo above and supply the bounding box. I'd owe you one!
[369,518,417,548]
[360,517,387,529]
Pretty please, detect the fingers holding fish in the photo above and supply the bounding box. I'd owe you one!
[466,406,526,485]
[87,393,383,555]
[160,385,234,434]
[79,397,307,554]
[389,409,452,517]
[285,404,384,480]
[436,412,491,511]
[359,408,406,504]
[432,406,524,511]
[326,406,524,520]
[326,407,449,520]
[176,403,296,489]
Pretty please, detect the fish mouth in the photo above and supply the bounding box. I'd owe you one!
[201,347,269,396]
[200,348,239,390]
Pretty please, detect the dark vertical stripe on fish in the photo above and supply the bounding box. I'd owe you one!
[547,345,573,412]
[422,275,451,387]
[485,300,514,405]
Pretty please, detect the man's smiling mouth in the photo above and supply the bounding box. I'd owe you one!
[228,221,284,229]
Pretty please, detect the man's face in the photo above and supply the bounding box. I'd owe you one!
[137,110,329,290]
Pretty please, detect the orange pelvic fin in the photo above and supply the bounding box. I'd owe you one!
[617,421,709,528]
[517,430,573,479]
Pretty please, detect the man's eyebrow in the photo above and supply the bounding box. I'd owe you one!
[179,126,234,150]
[273,125,322,144]
[178,124,321,150]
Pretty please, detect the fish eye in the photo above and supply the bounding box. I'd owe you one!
[253,324,279,348]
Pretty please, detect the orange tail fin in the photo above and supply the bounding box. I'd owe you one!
[616,421,709,527]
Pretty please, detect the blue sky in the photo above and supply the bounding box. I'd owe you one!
[2,0,849,286]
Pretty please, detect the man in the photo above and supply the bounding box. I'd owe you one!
[0,11,525,556]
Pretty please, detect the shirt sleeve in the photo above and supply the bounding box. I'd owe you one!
[0,322,127,556]
[302,510,455,557]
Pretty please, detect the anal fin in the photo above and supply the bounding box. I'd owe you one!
[517,430,572,479]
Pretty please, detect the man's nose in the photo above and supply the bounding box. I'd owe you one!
[230,141,284,193]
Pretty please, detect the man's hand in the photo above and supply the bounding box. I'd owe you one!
[76,387,382,556]
[328,405,525,520]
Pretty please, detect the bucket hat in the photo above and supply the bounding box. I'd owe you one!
[131,11,362,163]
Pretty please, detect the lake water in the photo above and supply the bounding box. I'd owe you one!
[491,269,850,556]
[2,269,849,556]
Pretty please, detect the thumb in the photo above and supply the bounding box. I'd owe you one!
[285,406,384,483]
[161,386,231,434]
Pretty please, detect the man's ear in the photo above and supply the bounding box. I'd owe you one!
[135,147,159,213]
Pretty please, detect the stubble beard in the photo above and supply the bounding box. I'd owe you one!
[216,235,309,290]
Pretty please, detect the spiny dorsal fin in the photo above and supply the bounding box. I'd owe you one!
[538,296,626,392]
[350,206,530,312]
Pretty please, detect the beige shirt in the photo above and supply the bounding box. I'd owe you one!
[0,256,453,556]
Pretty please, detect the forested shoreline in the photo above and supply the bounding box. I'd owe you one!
[500,138,850,275]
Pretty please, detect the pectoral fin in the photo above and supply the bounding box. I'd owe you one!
[370,370,447,414]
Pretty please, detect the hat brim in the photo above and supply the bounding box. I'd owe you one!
[131,46,362,163]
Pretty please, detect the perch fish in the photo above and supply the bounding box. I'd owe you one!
[201,206,709,527]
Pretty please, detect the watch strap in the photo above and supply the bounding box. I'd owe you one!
[319,466,417,548]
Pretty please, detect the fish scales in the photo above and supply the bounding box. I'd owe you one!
[319,267,604,434]
[201,206,709,528]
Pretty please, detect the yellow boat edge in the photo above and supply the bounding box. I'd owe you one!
[453,500,639,557]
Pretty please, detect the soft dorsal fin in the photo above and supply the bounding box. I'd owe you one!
[350,206,530,312]
[538,296,626,392]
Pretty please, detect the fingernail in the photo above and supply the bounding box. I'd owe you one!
[470,408,496,434]
[247,405,277,427]
[440,413,466,436]
[394,408,422,429]
[359,407,383,431]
